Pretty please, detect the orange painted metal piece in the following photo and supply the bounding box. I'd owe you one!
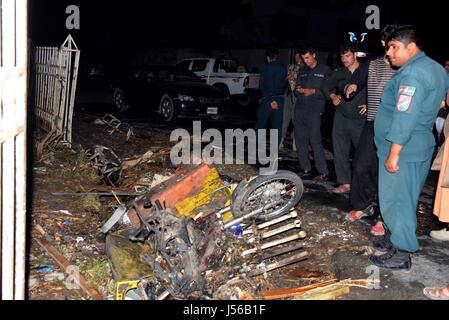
[128,163,223,228]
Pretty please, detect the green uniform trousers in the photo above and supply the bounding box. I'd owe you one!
[378,156,431,253]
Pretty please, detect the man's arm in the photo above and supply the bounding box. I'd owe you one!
[323,68,338,99]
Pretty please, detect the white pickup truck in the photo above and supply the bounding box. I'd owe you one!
[176,57,260,106]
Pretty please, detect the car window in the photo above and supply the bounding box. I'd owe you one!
[213,59,238,73]
[191,60,209,72]
[176,60,192,70]
[157,67,200,82]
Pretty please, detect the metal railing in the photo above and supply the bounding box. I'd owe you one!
[34,35,80,145]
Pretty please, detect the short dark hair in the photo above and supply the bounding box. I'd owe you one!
[266,48,279,60]
[300,47,316,56]
[384,24,423,50]
[381,24,399,42]
[338,43,357,55]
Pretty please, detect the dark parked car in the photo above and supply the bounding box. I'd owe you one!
[116,65,229,122]
[75,65,129,112]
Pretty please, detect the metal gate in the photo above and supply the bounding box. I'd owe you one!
[34,35,80,145]
[0,0,28,300]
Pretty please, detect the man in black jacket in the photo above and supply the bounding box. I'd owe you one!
[323,44,368,193]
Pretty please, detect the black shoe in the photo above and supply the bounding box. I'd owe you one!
[369,247,411,270]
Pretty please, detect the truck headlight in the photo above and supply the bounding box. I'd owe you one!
[177,94,195,102]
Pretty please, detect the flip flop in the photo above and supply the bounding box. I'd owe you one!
[345,205,375,222]
[423,286,449,300]
[370,222,385,236]
[345,210,369,222]
[333,184,351,194]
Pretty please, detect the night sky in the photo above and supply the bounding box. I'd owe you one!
[29,0,449,66]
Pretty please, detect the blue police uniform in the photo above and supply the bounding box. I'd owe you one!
[256,60,287,145]
[374,51,447,252]
[294,64,331,175]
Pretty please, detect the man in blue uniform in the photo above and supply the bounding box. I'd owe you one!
[372,25,447,270]
[256,48,287,146]
[294,47,331,180]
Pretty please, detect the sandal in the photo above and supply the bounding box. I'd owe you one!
[423,285,449,300]
[333,184,351,194]
[345,205,375,222]
[370,221,385,236]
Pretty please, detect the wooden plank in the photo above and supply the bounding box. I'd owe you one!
[34,228,103,300]
[293,285,350,300]
[261,279,338,300]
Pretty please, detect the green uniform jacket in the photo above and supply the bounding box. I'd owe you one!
[374,52,447,162]
[323,65,367,119]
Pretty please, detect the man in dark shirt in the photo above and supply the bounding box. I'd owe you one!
[294,47,331,180]
[344,26,396,238]
[256,48,287,146]
[323,44,368,194]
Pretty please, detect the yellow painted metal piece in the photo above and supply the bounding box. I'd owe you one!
[175,168,227,218]
[115,279,141,300]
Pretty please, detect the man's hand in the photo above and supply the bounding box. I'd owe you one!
[385,143,403,174]
[271,101,279,109]
[303,88,316,97]
[385,154,400,173]
[358,105,367,115]
[345,84,358,99]
[330,94,342,107]
[287,74,295,81]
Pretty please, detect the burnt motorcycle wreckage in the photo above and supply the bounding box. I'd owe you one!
[101,169,307,300]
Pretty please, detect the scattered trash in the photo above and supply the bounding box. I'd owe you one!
[121,150,154,170]
[44,272,65,282]
[51,210,73,216]
[35,229,103,300]
[76,237,85,244]
[89,145,122,187]
[94,118,106,126]
[149,173,173,189]
[29,277,38,290]
[35,264,54,274]
[102,114,134,142]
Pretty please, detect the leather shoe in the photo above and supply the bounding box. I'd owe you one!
[369,247,411,271]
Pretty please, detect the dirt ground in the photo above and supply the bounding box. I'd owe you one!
[28,109,449,300]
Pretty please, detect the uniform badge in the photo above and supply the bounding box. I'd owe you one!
[396,85,416,112]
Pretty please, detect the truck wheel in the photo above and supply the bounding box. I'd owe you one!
[159,94,176,122]
[236,94,253,107]
[213,83,230,97]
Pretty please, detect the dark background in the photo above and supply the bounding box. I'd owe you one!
[29,0,449,67]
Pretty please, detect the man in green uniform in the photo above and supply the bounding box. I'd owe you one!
[372,25,447,270]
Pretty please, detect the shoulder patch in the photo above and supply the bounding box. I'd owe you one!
[399,85,416,96]
[397,94,413,112]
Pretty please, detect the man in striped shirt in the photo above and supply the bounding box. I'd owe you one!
[344,26,396,236]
